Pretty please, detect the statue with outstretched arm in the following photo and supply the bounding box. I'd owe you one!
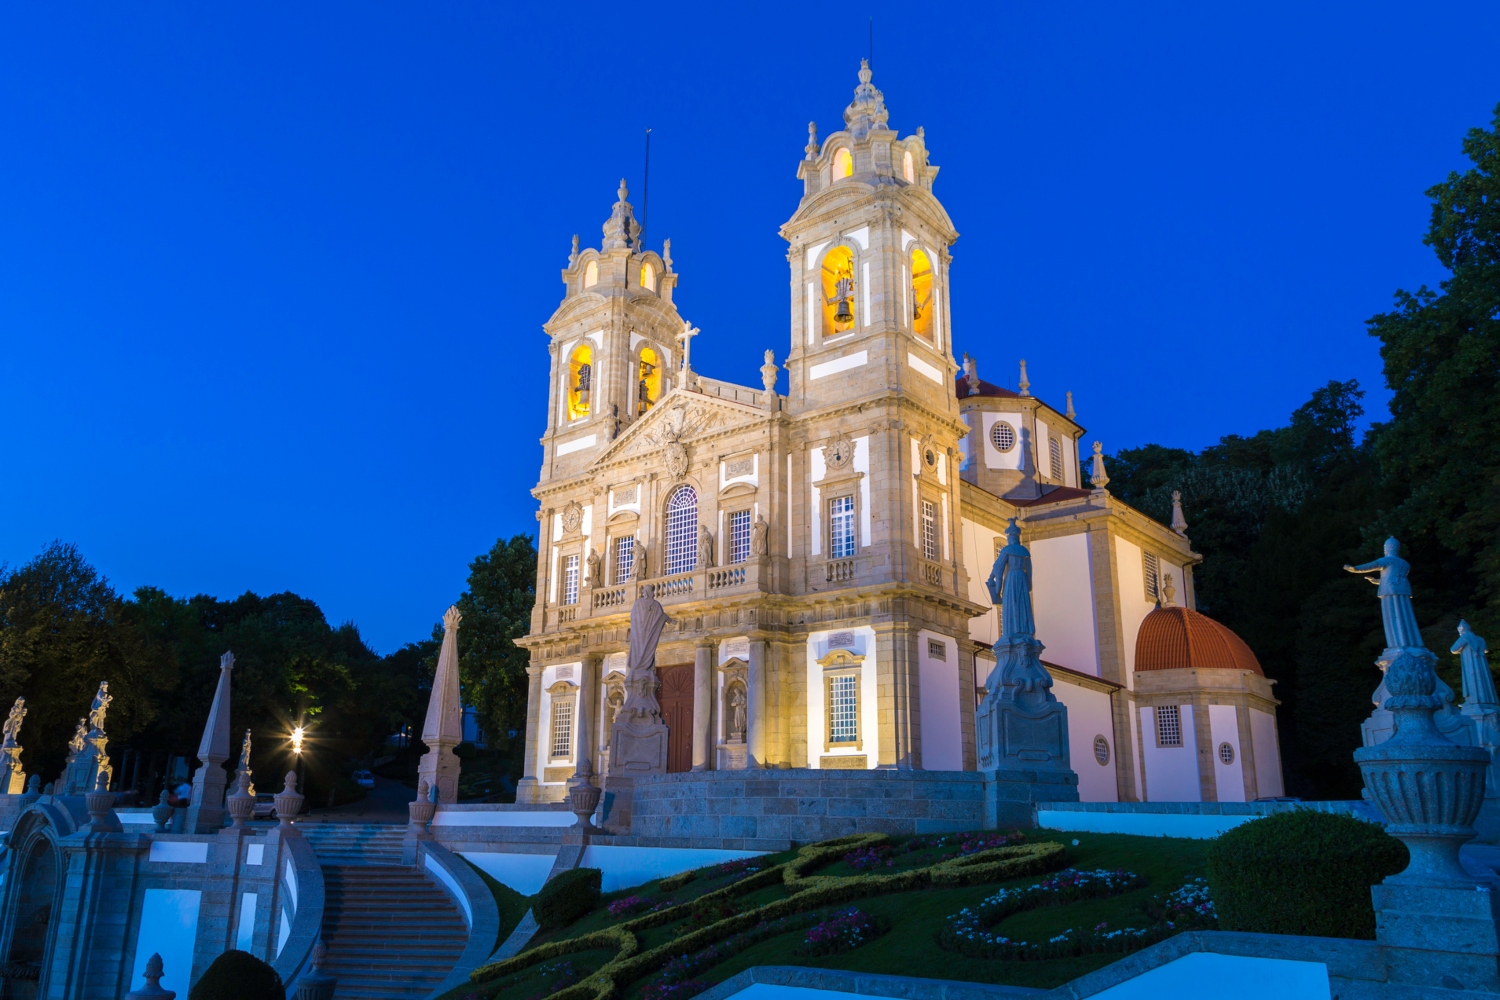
[1344,537,1424,650]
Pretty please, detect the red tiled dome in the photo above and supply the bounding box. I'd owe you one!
[1135,606,1263,676]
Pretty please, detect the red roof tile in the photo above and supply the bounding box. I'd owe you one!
[1135,605,1263,676]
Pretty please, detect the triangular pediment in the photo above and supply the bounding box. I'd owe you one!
[591,386,766,469]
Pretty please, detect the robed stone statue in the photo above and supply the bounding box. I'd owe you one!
[974,519,1076,822]
[611,584,673,773]
[1454,621,1500,710]
[1345,538,1424,651]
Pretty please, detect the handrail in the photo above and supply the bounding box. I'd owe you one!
[270,830,325,985]
[419,841,502,999]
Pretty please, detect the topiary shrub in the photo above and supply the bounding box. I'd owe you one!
[1206,809,1408,939]
[534,866,602,930]
[188,949,285,1000]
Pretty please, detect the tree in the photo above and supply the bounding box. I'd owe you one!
[1367,102,1500,644]
[448,535,537,742]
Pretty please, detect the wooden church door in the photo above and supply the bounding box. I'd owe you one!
[658,664,695,773]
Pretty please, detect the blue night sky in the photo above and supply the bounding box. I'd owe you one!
[2,3,1497,653]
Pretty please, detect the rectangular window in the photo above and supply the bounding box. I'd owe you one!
[829,496,856,559]
[614,535,635,584]
[921,500,938,561]
[1049,437,1063,480]
[730,510,752,564]
[1156,704,1182,747]
[1143,552,1160,602]
[562,555,580,606]
[551,699,573,757]
[927,638,947,661]
[830,675,858,744]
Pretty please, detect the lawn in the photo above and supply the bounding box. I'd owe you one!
[439,829,1213,1000]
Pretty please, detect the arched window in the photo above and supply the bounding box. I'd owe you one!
[641,262,656,292]
[903,150,915,183]
[911,247,935,344]
[584,260,599,288]
[820,246,856,336]
[832,148,853,180]
[567,343,593,421]
[636,346,662,415]
[664,485,698,575]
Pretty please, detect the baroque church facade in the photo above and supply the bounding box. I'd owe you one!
[515,63,1284,808]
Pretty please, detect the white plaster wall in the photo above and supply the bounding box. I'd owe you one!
[1250,708,1285,798]
[581,845,766,892]
[805,627,879,768]
[982,412,1023,470]
[1140,705,1201,802]
[537,661,582,785]
[459,852,557,895]
[1052,677,1117,802]
[917,631,962,771]
[1114,536,1156,688]
[1209,704,1245,802]
[1063,436,1078,488]
[961,518,1000,645]
[1031,533,1101,676]
[1037,421,1052,479]
[134,889,201,998]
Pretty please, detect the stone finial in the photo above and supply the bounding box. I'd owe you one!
[761,349,780,391]
[844,59,889,138]
[275,770,304,829]
[21,774,40,807]
[601,179,638,252]
[1170,490,1188,536]
[292,939,337,1000]
[962,353,979,394]
[1089,442,1110,490]
[805,121,819,159]
[86,767,120,831]
[1162,572,1177,607]
[125,952,176,999]
[443,605,462,633]
[1065,390,1075,421]
[662,238,673,270]
[617,178,628,202]
[152,788,174,831]
[418,606,464,805]
[569,234,579,266]
[1017,359,1031,397]
[916,126,925,141]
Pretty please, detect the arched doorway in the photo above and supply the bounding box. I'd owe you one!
[4,833,58,995]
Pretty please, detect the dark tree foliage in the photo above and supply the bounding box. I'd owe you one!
[438,534,537,742]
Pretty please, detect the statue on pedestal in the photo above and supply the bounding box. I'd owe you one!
[609,584,673,774]
[63,682,113,795]
[974,519,1078,824]
[1454,621,1499,711]
[2,697,27,794]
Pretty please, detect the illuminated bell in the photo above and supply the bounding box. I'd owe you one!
[577,363,591,406]
[835,295,854,325]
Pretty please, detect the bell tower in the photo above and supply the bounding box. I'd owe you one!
[780,61,960,415]
[539,181,685,481]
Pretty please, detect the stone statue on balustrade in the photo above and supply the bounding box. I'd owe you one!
[610,584,674,775]
[1,698,26,794]
[1347,539,1471,747]
[63,681,113,795]
[975,519,1078,824]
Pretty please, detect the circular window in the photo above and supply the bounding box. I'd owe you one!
[924,449,937,468]
[1218,742,1235,766]
[990,422,1016,453]
[1093,736,1110,766]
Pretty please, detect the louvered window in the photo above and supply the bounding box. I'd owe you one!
[1049,437,1063,480]
[1143,551,1160,601]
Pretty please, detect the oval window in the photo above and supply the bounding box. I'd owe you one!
[990,422,1016,453]
[1218,742,1235,766]
[1093,736,1110,766]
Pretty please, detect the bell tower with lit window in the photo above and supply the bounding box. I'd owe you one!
[539,181,685,480]
[781,60,960,415]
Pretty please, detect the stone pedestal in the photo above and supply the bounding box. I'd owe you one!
[62,732,111,796]
[274,771,305,829]
[610,721,668,775]
[2,742,25,795]
[416,742,460,806]
[402,785,437,865]
[976,636,1079,826]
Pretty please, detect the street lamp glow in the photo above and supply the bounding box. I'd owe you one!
[290,726,305,755]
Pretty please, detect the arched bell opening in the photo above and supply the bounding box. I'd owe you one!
[820,246,857,337]
[911,247,935,345]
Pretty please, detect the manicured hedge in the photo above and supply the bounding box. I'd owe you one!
[534,867,603,930]
[188,949,285,1000]
[1206,810,1408,939]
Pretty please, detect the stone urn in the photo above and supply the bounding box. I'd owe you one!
[86,773,121,832]
[20,774,41,809]
[125,952,176,999]
[407,781,437,833]
[225,771,256,830]
[151,789,175,832]
[569,780,601,830]
[291,941,337,1000]
[1355,649,1491,886]
[274,771,305,830]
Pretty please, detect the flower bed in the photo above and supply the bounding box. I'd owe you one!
[799,908,889,957]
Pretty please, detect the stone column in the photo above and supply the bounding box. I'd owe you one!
[188,654,234,833]
[748,639,767,768]
[692,641,713,771]
[516,664,545,803]
[568,655,600,789]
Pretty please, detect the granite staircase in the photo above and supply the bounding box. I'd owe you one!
[300,823,468,1000]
